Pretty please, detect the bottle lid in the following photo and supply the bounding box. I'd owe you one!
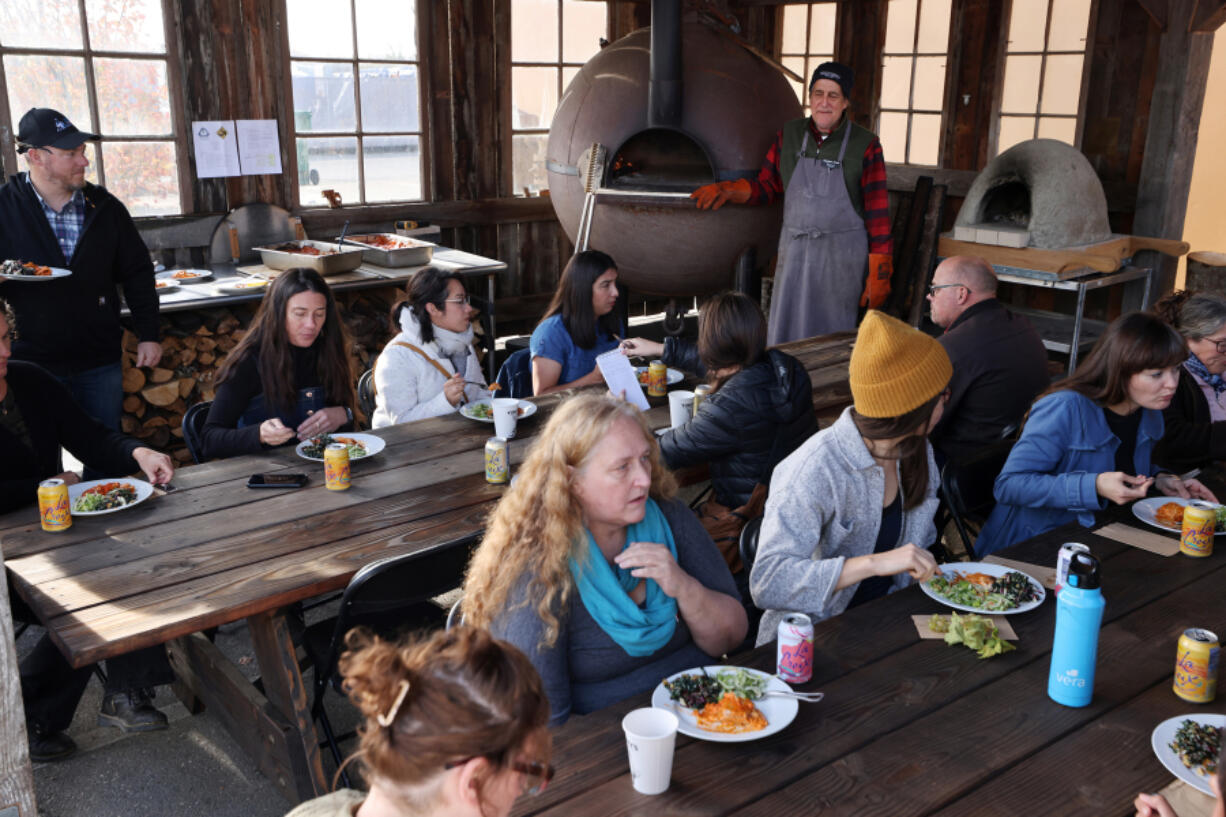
[1067,552,1101,589]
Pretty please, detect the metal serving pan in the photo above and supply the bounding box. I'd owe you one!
[342,233,435,268]
[250,240,364,276]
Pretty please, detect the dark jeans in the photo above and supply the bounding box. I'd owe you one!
[54,362,123,480]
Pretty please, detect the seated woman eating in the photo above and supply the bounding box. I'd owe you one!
[285,626,552,817]
[201,269,356,460]
[620,291,816,572]
[750,311,947,642]
[530,250,624,396]
[463,393,747,725]
[371,267,489,427]
[1153,290,1226,473]
[976,311,1216,556]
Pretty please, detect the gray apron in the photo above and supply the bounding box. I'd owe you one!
[767,127,869,345]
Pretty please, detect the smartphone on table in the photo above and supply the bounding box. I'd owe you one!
[247,473,309,489]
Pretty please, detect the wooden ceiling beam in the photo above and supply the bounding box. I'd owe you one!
[1190,0,1226,30]
[1135,0,1169,28]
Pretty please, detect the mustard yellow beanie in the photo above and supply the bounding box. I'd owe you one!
[850,310,952,418]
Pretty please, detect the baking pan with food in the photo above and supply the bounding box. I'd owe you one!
[342,233,435,267]
[251,240,365,275]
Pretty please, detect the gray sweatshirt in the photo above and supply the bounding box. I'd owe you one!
[750,407,939,645]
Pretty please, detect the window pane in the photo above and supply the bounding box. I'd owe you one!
[85,0,165,53]
[781,7,808,54]
[94,58,171,135]
[512,66,558,129]
[297,136,359,205]
[909,112,941,165]
[783,56,807,105]
[3,55,92,133]
[562,65,580,95]
[1040,54,1083,115]
[880,56,912,110]
[359,63,419,132]
[810,4,837,53]
[562,0,605,63]
[1001,54,1041,114]
[287,0,354,59]
[83,143,99,185]
[0,0,82,49]
[911,56,945,110]
[916,0,951,53]
[363,135,421,201]
[885,0,917,53]
[997,116,1035,154]
[355,0,416,60]
[102,141,179,216]
[1038,116,1076,144]
[877,111,908,164]
[1007,0,1046,52]
[1048,0,1092,51]
[513,0,559,63]
[292,62,356,132]
[512,133,549,195]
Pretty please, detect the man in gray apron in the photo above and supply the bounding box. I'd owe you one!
[692,62,894,345]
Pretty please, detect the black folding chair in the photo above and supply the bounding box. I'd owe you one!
[181,401,212,464]
[939,429,1018,559]
[738,515,764,576]
[356,368,375,421]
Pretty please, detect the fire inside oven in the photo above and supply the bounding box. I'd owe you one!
[607,128,716,192]
[978,179,1031,229]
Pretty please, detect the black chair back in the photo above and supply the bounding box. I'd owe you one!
[496,347,534,399]
[939,431,1018,558]
[739,515,764,576]
[182,401,212,464]
[357,368,375,421]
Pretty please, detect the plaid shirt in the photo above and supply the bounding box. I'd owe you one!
[27,175,87,263]
[748,119,894,255]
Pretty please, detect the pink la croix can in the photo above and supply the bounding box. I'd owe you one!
[777,613,814,683]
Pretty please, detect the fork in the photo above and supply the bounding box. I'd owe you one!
[764,690,824,703]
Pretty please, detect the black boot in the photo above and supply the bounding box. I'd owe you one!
[97,688,168,733]
[28,722,76,762]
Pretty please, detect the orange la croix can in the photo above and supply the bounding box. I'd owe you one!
[1180,501,1216,557]
[324,443,351,491]
[38,478,72,532]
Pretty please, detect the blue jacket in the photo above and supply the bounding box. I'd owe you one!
[976,389,1164,555]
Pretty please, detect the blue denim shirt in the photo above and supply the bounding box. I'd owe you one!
[529,314,623,385]
[976,389,1164,555]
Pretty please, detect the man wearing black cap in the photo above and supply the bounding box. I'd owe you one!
[691,62,893,344]
[0,107,161,432]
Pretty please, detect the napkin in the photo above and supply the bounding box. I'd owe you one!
[1094,522,1181,556]
[1156,778,1216,817]
[912,614,1017,640]
[982,556,1057,589]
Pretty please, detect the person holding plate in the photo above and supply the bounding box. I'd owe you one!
[976,312,1217,556]
[371,266,489,427]
[200,269,356,460]
[463,393,746,725]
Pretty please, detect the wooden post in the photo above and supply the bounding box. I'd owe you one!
[0,548,38,817]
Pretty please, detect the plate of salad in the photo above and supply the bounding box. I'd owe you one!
[633,366,685,388]
[1151,714,1224,796]
[651,666,799,743]
[67,478,154,516]
[459,399,537,423]
[1132,496,1226,536]
[295,432,385,462]
[921,562,1045,614]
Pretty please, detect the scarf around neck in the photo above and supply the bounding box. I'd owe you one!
[1185,353,1226,396]
[400,308,473,375]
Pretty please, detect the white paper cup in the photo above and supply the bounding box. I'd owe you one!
[668,390,694,429]
[491,398,519,439]
[622,707,678,795]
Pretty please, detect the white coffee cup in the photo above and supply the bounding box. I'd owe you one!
[622,707,679,795]
[668,390,694,429]
[491,398,519,439]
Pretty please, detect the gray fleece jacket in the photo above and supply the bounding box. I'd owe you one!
[750,406,940,645]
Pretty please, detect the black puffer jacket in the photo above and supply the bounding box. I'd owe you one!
[657,339,816,507]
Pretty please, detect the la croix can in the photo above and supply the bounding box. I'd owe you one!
[1180,501,1216,557]
[777,613,814,683]
[647,360,667,397]
[485,436,509,484]
[1055,542,1091,595]
[1174,628,1220,703]
[692,384,713,417]
[37,478,72,533]
[324,443,351,491]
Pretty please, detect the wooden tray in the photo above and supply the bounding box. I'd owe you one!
[938,234,1189,279]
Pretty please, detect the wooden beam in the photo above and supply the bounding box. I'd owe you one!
[835,0,889,129]
[1191,0,1226,29]
[0,548,37,817]
[1135,0,1169,27]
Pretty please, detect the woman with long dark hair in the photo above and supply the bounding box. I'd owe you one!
[976,311,1216,556]
[1153,290,1226,472]
[371,267,489,427]
[201,268,355,459]
[749,311,947,639]
[529,250,624,396]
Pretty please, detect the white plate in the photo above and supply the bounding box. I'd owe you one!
[67,478,154,516]
[460,399,537,423]
[651,666,800,743]
[295,432,386,462]
[157,268,213,284]
[1151,714,1224,796]
[633,366,685,388]
[920,561,1046,615]
[155,279,180,295]
[216,279,269,295]
[0,264,71,280]
[1132,496,1226,536]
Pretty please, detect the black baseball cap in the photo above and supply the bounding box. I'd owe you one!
[810,62,854,97]
[16,108,100,153]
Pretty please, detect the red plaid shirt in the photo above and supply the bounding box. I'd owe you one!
[748,118,893,255]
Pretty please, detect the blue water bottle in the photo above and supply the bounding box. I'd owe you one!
[1047,552,1105,707]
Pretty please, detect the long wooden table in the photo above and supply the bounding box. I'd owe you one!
[0,332,855,804]
[514,515,1225,816]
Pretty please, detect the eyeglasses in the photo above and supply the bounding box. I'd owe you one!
[1198,335,1226,354]
[927,283,966,296]
[444,757,554,796]
[444,295,471,306]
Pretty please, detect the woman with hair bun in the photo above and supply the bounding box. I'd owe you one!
[1153,290,1226,472]
[284,626,552,817]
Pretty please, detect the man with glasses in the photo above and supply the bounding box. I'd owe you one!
[925,255,1049,464]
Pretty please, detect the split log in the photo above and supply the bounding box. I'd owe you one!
[142,381,182,407]
[178,379,194,399]
[123,367,146,393]
[149,367,175,384]
[122,395,142,414]
[142,416,169,429]
[121,414,140,434]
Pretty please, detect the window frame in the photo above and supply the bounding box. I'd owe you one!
[777,2,840,116]
[877,0,954,168]
[0,0,192,215]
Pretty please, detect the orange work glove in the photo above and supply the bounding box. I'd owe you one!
[689,178,753,211]
[860,253,893,309]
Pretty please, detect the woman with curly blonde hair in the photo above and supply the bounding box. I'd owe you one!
[463,393,746,725]
[284,626,552,817]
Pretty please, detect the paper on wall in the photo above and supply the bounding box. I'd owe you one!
[191,120,240,178]
[236,119,283,175]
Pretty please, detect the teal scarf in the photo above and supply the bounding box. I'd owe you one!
[569,498,679,657]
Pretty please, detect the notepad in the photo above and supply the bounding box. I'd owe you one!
[596,349,650,411]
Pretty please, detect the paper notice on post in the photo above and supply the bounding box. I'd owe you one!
[191,120,240,178]
[597,349,650,411]
[236,119,283,175]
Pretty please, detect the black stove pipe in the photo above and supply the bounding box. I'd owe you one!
[649,0,681,128]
